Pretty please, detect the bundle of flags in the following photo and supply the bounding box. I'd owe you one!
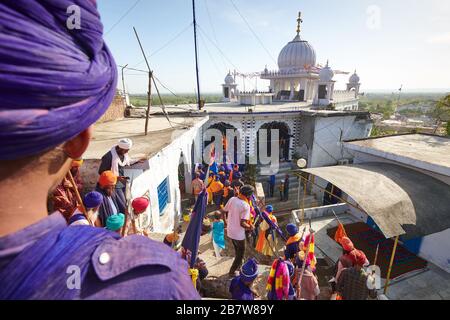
[266,258,290,300]
[251,195,287,242]
[302,232,317,271]
[181,190,208,270]
[334,222,348,245]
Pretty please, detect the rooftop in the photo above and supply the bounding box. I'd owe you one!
[345,134,450,176]
[130,101,366,117]
[83,115,208,160]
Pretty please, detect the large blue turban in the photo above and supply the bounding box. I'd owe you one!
[0,0,117,160]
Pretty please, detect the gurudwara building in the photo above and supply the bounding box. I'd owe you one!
[205,12,370,168]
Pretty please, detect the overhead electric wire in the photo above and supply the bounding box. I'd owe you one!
[204,0,228,71]
[198,31,224,78]
[228,0,277,65]
[105,0,142,36]
[132,22,193,68]
[197,24,239,71]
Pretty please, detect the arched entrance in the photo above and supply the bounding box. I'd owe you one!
[205,122,239,164]
[257,121,291,164]
[178,152,187,195]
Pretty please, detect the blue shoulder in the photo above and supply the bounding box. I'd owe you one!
[88,235,200,300]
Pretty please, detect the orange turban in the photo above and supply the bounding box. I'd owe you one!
[98,170,117,187]
[349,249,367,266]
[341,237,355,252]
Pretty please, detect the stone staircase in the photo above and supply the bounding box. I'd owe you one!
[256,161,320,214]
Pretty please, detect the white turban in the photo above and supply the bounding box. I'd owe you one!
[118,138,133,150]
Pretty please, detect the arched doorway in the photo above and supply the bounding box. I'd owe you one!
[205,122,239,164]
[257,121,291,164]
[178,152,187,195]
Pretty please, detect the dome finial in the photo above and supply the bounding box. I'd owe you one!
[326,59,329,67]
[296,12,303,35]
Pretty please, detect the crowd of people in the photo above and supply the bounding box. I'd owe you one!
[49,138,151,237]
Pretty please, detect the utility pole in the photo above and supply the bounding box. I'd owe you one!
[133,27,153,135]
[192,0,202,110]
[121,64,128,106]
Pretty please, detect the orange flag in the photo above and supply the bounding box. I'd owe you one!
[334,223,348,245]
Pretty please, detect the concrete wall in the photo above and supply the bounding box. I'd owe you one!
[310,115,372,168]
[416,228,450,273]
[292,203,349,222]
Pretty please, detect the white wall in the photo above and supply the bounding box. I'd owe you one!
[417,228,450,273]
[125,117,208,234]
[310,116,372,167]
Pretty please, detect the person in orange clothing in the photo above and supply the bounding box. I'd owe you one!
[208,175,224,208]
[255,205,278,256]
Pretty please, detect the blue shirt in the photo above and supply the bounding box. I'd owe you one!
[0,213,200,300]
[229,276,254,300]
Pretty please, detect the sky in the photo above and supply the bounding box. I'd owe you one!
[97,0,450,94]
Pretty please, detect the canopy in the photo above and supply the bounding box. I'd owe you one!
[302,162,450,239]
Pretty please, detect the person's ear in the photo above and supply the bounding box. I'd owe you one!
[63,127,92,159]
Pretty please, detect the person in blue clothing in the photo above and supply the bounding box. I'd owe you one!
[211,212,225,259]
[229,258,259,300]
[268,174,276,197]
[0,0,199,300]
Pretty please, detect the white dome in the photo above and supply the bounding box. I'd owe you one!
[319,61,334,82]
[278,34,316,71]
[224,72,234,84]
[349,71,360,83]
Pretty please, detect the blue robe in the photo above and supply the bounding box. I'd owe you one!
[0,213,200,300]
[229,276,254,300]
[95,184,126,227]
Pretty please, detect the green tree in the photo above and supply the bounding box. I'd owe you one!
[432,94,450,134]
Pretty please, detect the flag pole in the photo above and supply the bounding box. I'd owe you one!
[373,243,380,266]
[384,235,399,295]
[67,170,92,226]
[296,229,314,299]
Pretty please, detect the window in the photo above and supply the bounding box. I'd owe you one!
[157,177,170,215]
[318,85,327,99]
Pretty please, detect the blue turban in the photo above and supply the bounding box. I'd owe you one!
[265,205,274,213]
[286,223,299,236]
[240,258,258,282]
[83,191,103,209]
[0,0,117,160]
[106,213,125,231]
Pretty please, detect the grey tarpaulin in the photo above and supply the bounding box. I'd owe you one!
[302,162,450,239]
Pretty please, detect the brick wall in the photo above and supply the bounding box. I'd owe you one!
[97,92,126,123]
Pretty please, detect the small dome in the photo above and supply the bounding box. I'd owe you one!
[349,71,360,83]
[224,72,234,84]
[319,61,334,82]
[277,34,316,71]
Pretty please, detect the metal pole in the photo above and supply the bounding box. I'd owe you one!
[384,235,399,295]
[301,178,307,226]
[373,243,380,266]
[133,27,153,135]
[121,64,128,106]
[192,0,201,110]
